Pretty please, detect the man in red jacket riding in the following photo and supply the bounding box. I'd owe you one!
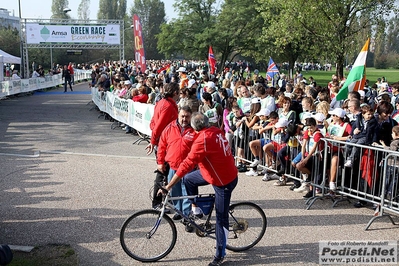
[162,112,238,266]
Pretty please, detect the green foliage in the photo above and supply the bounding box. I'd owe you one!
[97,0,126,20]
[51,0,71,18]
[256,0,395,80]
[130,0,166,60]
[77,0,90,21]
[158,0,218,60]
[0,27,20,56]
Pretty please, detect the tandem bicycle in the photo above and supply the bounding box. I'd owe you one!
[120,191,267,262]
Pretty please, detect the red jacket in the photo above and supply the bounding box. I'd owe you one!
[150,97,178,145]
[176,127,238,186]
[156,120,195,170]
[67,65,74,75]
[133,93,148,103]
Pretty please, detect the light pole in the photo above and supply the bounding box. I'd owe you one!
[50,8,71,68]
[18,0,24,78]
[123,25,134,63]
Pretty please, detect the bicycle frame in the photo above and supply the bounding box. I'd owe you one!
[155,193,217,239]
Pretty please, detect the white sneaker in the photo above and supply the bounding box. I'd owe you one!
[344,160,352,167]
[329,182,337,192]
[245,169,258,176]
[294,183,310,193]
[249,159,261,167]
[260,168,268,175]
[262,173,271,181]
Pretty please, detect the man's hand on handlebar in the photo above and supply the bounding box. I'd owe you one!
[157,186,170,196]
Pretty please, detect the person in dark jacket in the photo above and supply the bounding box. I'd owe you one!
[62,64,73,92]
[344,104,377,167]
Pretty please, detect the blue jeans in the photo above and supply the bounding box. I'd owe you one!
[183,169,238,259]
[168,169,191,216]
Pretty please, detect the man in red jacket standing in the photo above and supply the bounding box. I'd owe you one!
[163,112,238,266]
[156,106,195,225]
[147,82,180,210]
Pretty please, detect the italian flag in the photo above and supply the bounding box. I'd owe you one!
[336,39,370,101]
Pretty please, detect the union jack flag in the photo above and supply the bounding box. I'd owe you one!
[266,57,279,81]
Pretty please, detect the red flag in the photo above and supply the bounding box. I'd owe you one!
[157,64,170,74]
[208,46,216,74]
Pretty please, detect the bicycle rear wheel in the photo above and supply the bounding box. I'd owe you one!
[226,202,267,251]
[120,209,177,262]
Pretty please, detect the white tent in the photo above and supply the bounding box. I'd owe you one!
[0,49,21,81]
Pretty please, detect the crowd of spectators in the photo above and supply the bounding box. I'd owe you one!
[90,59,399,205]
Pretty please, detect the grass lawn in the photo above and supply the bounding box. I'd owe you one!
[261,68,399,88]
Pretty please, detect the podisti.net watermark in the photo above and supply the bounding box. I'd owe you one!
[319,240,397,265]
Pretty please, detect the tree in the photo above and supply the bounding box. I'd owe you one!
[157,0,217,60]
[386,16,399,54]
[97,0,127,20]
[130,0,166,60]
[258,0,396,80]
[78,0,91,21]
[0,27,20,57]
[51,0,71,18]
[208,0,265,72]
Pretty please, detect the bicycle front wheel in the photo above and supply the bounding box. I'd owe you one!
[226,202,267,251]
[120,209,177,262]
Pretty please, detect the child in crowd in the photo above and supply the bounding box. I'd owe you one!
[380,125,399,200]
[294,117,325,196]
[262,116,289,181]
[245,108,273,176]
[344,104,377,167]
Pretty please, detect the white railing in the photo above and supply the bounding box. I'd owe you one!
[0,69,92,98]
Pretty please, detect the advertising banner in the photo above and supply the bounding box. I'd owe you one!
[133,15,146,71]
[25,23,121,44]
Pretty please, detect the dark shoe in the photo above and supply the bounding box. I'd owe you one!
[70,88,73,91]
[185,224,194,233]
[303,190,313,199]
[208,256,224,266]
[290,184,300,191]
[354,201,367,208]
[182,219,194,233]
[238,165,247,173]
[172,213,183,221]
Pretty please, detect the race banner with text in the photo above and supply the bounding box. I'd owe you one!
[25,23,120,44]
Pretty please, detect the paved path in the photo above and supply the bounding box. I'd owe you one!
[0,84,398,265]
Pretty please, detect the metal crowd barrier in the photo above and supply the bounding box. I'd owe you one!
[234,129,399,230]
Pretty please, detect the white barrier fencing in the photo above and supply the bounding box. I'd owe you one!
[234,129,399,230]
[0,70,92,98]
[90,88,154,137]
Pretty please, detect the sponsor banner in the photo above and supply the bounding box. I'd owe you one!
[21,79,30,92]
[319,240,397,265]
[91,89,153,136]
[26,23,120,44]
[0,71,91,97]
[128,100,153,136]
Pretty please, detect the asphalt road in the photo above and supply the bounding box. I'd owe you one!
[0,83,398,265]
